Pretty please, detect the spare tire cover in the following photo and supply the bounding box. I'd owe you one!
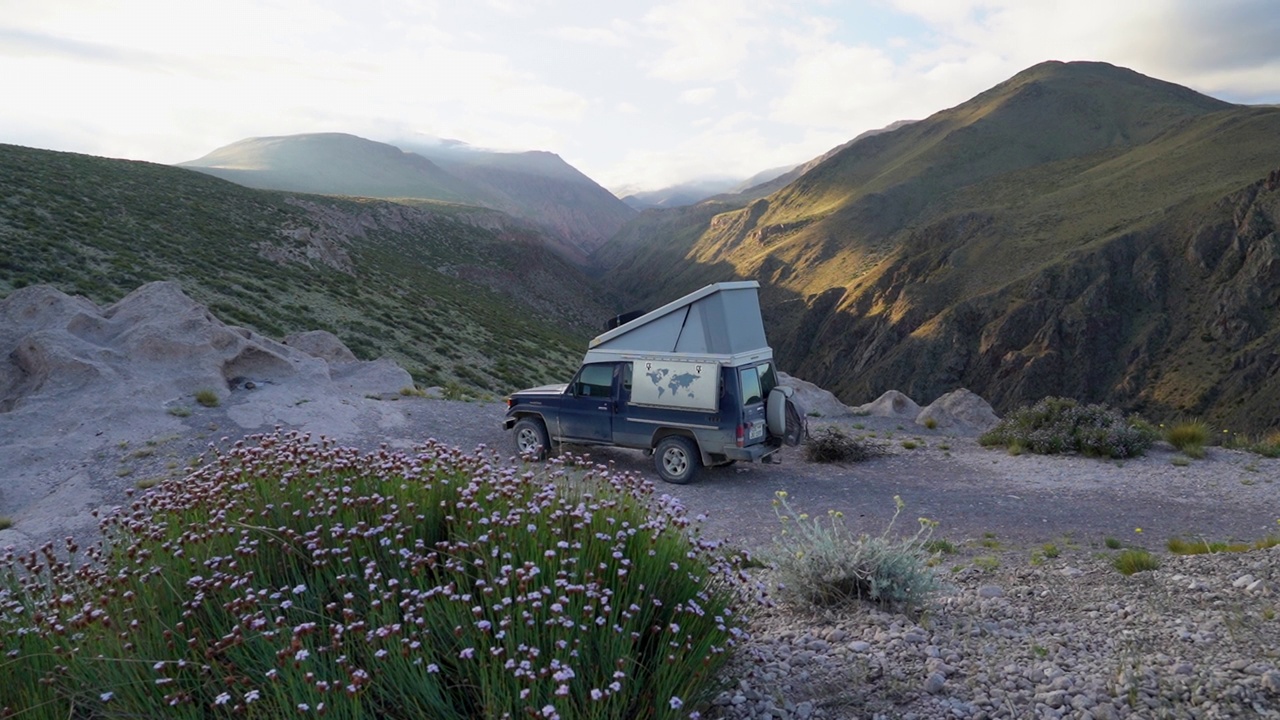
[783,394,807,446]
[767,386,793,437]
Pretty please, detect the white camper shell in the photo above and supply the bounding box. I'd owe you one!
[583,281,774,412]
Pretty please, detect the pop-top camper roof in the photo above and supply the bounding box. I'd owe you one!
[583,281,771,365]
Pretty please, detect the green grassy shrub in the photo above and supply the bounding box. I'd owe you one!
[764,493,939,611]
[1112,549,1160,575]
[1167,536,1280,554]
[979,397,1157,458]
[1165,418,1209,457]
[1248,430,1280,458]
[804,426,880,463]
[1,432,750,720]
[193,388,220,407]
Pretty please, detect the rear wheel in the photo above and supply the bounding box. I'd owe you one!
[513,417,550,459]
[654,436,700,484]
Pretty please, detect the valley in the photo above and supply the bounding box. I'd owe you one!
[3,61,1278,435]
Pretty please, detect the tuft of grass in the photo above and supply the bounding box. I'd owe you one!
[399,385,427,397]
[979,397,1157,459]
[1,431,749,719]
[1113,549,1160,575]
[1104,537,1123,549]
[194,388,219,407]
[901,439,919,450]
[0,516,12,531]
[134,477,161,490]
[1041,543,1061,559]
[764,493,939,611]
[167,405,192,417]
[1165,418,1210,454]
[804,426,881,463]
[923,417,938,430]
[924,539,956,555]
[973,555,1000,572]
[1171,456,1190,467]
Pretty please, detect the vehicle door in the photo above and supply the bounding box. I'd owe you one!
[737,362,772,447]
[556,362,617,442]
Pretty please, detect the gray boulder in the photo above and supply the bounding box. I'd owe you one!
[778,371,855,417]
[916,388,1000,432]
[855,390,921,420]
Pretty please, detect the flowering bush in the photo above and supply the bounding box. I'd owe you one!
[1,431,752,719]
[979,397,1157,459]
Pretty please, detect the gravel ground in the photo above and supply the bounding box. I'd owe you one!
[4,394,1277,719]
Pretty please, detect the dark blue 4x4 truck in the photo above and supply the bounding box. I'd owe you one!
[503,281,805,484]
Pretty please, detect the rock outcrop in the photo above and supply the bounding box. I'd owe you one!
[0,282,413,547]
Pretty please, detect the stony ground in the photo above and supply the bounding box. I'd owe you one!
[714,546,1278,720]
[3,394,1277,719]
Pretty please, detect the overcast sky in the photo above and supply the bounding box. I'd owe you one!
[2,0,1279,193]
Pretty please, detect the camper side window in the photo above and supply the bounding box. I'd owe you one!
[740,366,763,406]
[574,364,615,398]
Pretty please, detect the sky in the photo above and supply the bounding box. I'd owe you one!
[2,0,1279,194]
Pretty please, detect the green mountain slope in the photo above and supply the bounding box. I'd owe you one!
[2,144,617,395]
[594,61,1280,433]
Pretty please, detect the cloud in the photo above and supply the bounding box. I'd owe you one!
[642,0,769,83]
[548,25,629,47]
[680,87,717,105]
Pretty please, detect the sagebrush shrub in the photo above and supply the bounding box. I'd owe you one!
[764,493,939,611]
[804,426,880,463]
[979,397,1157,458]
[1,432,751,720]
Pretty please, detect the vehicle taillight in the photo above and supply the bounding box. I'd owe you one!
[736,423,744,447]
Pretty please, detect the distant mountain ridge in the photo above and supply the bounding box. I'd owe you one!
[593,61,1280,433]
[180,133,635,259]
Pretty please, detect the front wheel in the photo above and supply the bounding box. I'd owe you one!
[654,436,700,484]
[513,417,550,460]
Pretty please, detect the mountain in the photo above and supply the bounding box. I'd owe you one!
[592,61,1280,433]
[389,137,636,256]
[180,133,635,259]
[2,143,619,395]
[621,178,744,210]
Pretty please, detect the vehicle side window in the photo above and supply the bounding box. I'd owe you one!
[574,364,615,398]
[758,362,777,398]
[740,366,762,406]
[620,363,632,393]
